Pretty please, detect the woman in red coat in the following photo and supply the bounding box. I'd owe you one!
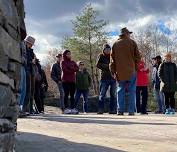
[136,58,149,114]
[61,50,79,114]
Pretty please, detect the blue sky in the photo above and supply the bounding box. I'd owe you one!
[24,0,177,62]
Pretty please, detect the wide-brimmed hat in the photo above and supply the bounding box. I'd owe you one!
[25,36,35,45]
[119,27,133,36]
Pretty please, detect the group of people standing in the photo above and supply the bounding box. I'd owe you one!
[17,36,48,117]
[51,27,177,115]
[51,50,91,114]
[18,27,176,116]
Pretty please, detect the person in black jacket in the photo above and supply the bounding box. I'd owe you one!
[96,44,117,114]
[152,55,165,114]
[23,36,36,114]
[34,59,48,113]
[33,58,43,113]
[51,53,64,111]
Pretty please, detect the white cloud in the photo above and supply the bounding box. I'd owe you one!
[119,15,155,32]
[24,0,177,63]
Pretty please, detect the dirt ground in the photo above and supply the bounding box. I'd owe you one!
[16,106,177,152]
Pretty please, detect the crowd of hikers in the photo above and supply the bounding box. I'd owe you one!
[17,27,177,117]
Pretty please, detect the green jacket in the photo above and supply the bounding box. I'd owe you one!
[76,69,91,90]
[158,62,177,92]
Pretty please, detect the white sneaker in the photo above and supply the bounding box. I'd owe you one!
[71,108,79,114]
[64,108,72,114]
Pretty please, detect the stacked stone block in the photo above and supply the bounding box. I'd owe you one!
[0,0,26,151]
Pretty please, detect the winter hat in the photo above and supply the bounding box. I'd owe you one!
[103,44,111,52]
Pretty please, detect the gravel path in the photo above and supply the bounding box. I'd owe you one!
[16,106,177,152]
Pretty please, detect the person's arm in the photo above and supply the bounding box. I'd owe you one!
[96,54,109,71]
[72,61,79,72]
[133,41,141,70]
[43,70,48,88]
[109,44,116,75]
[88,72,92,87]
[173,63,177,82]
[51,64,59,83]
[42,69,48,91]
[158,63,164,82]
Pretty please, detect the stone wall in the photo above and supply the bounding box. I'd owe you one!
[0,0,26,151]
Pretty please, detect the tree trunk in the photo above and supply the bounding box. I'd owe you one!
[88,35,97,95]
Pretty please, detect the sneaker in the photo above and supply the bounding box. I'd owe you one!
[64,108,72,114]
[97,110,104,114]
[128,113,135,116]
[40,111,44,114]
[155,111,163,114]
[170,109,175,115]
[165,108,171,115]
[71,108,79,114]
[141,112,148,115]
[109,111,117,114]
[117,112,124,115]
[18,111,27,118]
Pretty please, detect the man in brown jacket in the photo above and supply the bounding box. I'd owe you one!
[110,27,141,115]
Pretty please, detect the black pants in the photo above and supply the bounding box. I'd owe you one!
[136,86,148,113]
[23,72,35,113]
[164,92,175,109]
[62,82,76,109]
[40,87,45,112]
[34,81,42,112]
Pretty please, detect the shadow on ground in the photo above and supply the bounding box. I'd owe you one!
[16,132,126,152]
[25,114,177,126]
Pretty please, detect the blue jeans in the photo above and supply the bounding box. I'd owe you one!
[57,83,65,111]
[17,66,26,107]
[98,79,117,112]
[75,89,89,112]
[117,73,136,113]
[154,88,165,112]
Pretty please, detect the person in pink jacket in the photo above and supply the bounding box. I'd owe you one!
[136,58,149,114]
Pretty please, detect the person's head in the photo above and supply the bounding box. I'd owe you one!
[119,27,133,38]
[36,58,40,64]
[56,53,62,63]
[77,61,85,70]
[25,36,35,49]
[152,55,162,65]
[63,50,71,60]
[103,44,111,55]
[164,53,172,62]
[152,58,157,65]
